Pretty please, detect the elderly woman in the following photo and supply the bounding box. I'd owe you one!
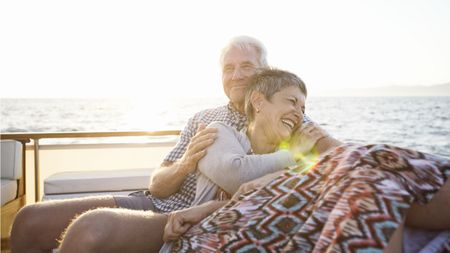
[189,67,335,207]
[159,68,339,251]
[162,69,450,253]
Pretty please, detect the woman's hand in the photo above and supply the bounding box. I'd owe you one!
[232,171,284,200]
[163,201,226,242]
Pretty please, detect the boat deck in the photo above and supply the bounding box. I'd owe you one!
[0,130,181,251]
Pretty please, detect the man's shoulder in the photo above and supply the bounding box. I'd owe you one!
[207,121,233,131]
[195,105,228,115]
[190,105,230,121]
[184,104,246,132]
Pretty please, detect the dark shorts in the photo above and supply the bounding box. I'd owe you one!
[113,191,156,211]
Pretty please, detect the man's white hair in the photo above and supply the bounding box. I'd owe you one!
[219,36,268,67]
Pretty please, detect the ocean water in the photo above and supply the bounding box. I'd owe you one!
[1,97,449,157]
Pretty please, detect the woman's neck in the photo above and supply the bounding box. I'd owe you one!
[247,122,277,154]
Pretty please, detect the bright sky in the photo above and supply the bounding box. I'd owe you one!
[1,0,450,98]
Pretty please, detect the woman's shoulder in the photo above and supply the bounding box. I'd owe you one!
[207,122,250,150]
[208,121,246,140]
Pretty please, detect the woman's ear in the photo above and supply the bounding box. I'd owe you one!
[250,91,264,112]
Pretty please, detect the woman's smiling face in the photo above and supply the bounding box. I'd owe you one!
[254,85,305,144]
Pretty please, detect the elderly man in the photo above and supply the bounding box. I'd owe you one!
[148,36,337,208]
[10,36,336,253]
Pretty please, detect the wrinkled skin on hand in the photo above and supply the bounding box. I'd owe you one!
[290,122,329,155]
[179,123,218,174]
[163,202,221,242]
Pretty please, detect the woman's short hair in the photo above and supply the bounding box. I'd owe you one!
[220,36,268,67]
[245,68,307,122]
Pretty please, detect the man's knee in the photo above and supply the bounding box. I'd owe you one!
[60,209,118,252]
[11,204,42,241]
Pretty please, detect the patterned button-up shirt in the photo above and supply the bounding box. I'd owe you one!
[149,103,247,212]
[149,102,312,213]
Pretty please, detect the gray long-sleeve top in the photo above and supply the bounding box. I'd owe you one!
[160,122,296,253]
[193,122,296,205]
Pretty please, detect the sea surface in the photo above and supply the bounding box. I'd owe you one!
[1,97,449,157]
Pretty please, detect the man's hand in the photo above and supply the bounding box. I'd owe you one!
[163,201,226,241]
[163,208,201,242]
[290,123,329,155]
[148,123,217,198]
[179,123,218,174]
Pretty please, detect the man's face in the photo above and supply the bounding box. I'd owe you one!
[222,46,261,111]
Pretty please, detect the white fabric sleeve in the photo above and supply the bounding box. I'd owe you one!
[191,173,220,206]
[197,122,296,194]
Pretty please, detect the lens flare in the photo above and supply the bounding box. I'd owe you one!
[279,140,320,174]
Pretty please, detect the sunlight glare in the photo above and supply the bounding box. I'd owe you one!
[125,97,171,131]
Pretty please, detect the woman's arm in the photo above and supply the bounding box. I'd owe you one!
[232,170,285,200]
[198,122,295,195]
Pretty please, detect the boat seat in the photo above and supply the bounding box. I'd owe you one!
[1,140,25,250]
[1,179,18,206]
[43,168,153,201]
[1,140,23,205]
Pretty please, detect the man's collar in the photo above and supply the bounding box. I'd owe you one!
[227,102,246,116]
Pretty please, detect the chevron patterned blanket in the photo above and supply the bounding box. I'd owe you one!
[172,144,450,252]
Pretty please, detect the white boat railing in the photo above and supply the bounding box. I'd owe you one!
[0,130,181,202]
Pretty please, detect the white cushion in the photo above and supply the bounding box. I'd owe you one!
[44,168,152,195]
[1,179,18,206]
[42,190,138,201]
[1,140,23,180]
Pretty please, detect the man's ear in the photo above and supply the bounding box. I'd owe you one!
[250,91,264,109]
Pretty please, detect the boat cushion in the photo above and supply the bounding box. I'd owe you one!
[1,140,23,180]
[1,179,18,206]
[44,168,152,195]
[42,190,139,201]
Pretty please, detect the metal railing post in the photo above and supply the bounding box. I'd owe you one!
[33,139,40,202]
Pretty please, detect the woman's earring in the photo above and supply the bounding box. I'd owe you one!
[256,107,260,113]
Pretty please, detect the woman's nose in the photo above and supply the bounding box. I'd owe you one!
[293,108,303,120]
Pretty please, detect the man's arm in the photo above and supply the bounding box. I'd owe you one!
[308,123,342,154]
[315,135,342,155]
[293,123,342,156]
[163,200,227,242]
[148,124,217,198]
[148,160,194,199]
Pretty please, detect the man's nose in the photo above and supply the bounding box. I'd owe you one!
[231,68,243,80]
